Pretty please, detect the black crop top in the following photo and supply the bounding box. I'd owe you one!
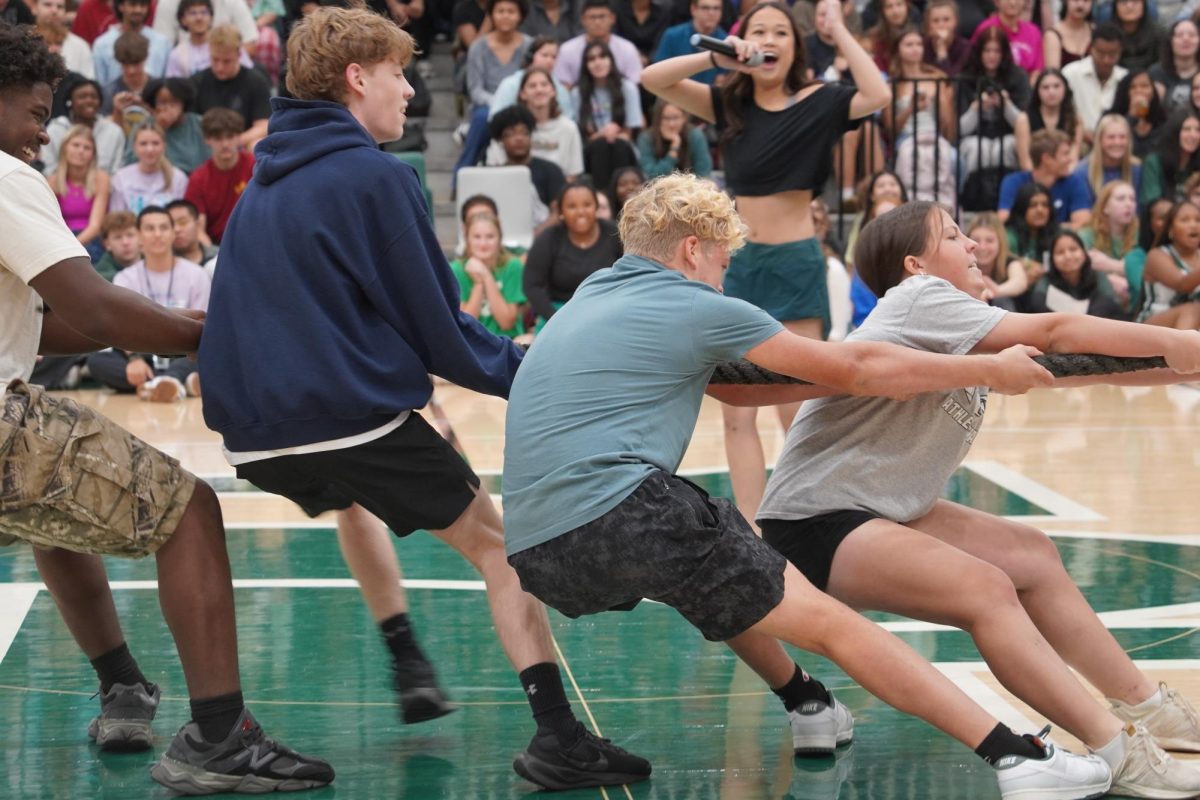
[711,82,860,197]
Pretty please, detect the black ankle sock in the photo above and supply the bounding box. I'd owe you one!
[380,613,424,663]
[190,691,246,742]
[773,664,832,711]
[519,663,576,738]
[89,643,148,693]
[974,723,1045,766]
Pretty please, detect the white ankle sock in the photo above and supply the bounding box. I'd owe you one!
[1130,686,1165,711]
[1094,725,1133,770]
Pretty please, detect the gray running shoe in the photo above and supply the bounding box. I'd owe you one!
[150,708,334,795]
[87,681,159,751]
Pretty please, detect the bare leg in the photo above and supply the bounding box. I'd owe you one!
[1145,303,1200,330]
[911,501,1156,706]
[430,486,554,670]
[726,630,798,689]
[337,504,407,622]
[826,518,1122,749]
[751,564,997,749]
[34,548,126,658]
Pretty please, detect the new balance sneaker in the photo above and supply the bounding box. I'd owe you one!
[149,708,334,795]
[788,693,854,755]
[513,722,652,790]
[87,681,159,751]
[1111,684,1200,753]
[1108,724,1200,799]
[994,727,1111,800]
[393,657,455,724]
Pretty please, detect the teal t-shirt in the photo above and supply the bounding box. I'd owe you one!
[450,256,527,337]
[502,254,784,556]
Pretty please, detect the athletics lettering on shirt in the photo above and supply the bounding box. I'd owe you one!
[940,388,987,446]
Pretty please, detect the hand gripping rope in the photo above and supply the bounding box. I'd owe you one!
[707,354,1170,386]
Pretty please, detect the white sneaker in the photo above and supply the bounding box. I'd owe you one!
[788,693,854,755]
[994,729,1111,800]
[1109,724,1200,799]
[1111,684,1200,753]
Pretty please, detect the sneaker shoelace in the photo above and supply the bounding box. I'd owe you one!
[1131,727,1173,775]
[1163,687,1200,729]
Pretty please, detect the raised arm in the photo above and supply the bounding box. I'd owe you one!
[640,50,720,122]
[822,0,890,118]
[1143,248,1200,296]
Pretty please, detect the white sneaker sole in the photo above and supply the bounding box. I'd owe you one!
[1109,781,1200,799]
[999,780,1110,800]
[88,718,153,751]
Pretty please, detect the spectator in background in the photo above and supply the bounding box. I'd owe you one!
[167,0,254,78]
[1081,179,1141,307]
[867,0,914,71]
[1006,181,1060,280]
[34,0,97,79]
[42,76,126,175]
[1138,199,1200,326]
[48,124,112,261]
[154,0,258,50]
[489,36,574,121]
[72,0,119,45]
[167,198,220,270]
[0,0,35,26]
[191,25,271,149]
[93,0,172,86]
[573,40,642,189]
[94,209,141,280]
[1141,195,1175,249]
[844,169,907,270]
[136,77,209,172]
[489,67,584,177]
[958,27,1030,186]
[456,192,500,254]
[487,104,566,228]
[185,107,254,243]
[967,212,1029,309]
[1044,0,1094,71]
[1075,113,1142,206]
[806,0,847,78]
[455,0,532,183]
[451,212,528,338]
[1024,230,1127,317]
[555,0,643,88]
[1109,68,1167,156]
[1114,0,1161,71]
[999,129,1092,227]
[102,31,152,121]
[1015,69,1083,171]
[637,98,712,179]
[616,0,671,64]
[522,0,581,40]
[1152,19,1200,115]
[87,206,209,401]
[1141,110,1200,203]
[606,164,644,218]
[248,0,285,86]
[922,0,971,76]
[523,181,623,330]
[110,123,189,213]
[1064,23,1126,146]
[971,0,1043,73]
[653,0,727,85]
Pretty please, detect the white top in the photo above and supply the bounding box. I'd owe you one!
[485,114,585,175]
[0,151,90,383]
[1062,56,1128,135]
[61,33,96,80]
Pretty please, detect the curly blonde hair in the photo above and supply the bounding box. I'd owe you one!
[618,173,746,263]
[286,4,416,104]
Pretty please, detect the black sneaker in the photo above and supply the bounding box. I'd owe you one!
[149,708,334,795]
[513,722,652,790]
[394,657,456,724]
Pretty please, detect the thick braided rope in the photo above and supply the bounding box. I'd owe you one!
[708,354,1169,385]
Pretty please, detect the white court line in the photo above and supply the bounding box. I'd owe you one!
[1,579,486,592]
[881,602,1200,633]
[0,585,40,668]
[1046,530,1200,548]
[963,460,1106,522]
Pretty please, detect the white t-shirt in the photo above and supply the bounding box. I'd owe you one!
[0,151,90,383]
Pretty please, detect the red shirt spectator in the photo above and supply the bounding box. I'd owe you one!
[184,149,253,242]
[73,0,158,45]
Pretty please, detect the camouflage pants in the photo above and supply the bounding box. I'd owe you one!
[0,380,195,557]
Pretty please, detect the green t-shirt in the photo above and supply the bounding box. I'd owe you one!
[450,256,527,337]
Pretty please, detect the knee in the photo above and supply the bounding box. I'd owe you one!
[1009,526,1067,589]
[959,564,1022,626]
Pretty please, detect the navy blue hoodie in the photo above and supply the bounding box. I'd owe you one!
[199,99,524,452]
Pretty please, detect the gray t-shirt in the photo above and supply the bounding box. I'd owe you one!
[758,276,1007,524]
[503,254,783,556]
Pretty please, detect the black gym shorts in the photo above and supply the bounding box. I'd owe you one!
[760,510,878,591]
[234,413,480,536]
[508,470,787,642]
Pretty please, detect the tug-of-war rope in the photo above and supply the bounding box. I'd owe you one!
[707,354,1170,386]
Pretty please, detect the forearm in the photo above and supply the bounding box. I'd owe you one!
[833,24,888,111]
[641,52,713,92]
[482,279,518,328]
[462,284,485,318]
[37,312,107,355]
[843,341,998,397]
[1042,312,1185,356]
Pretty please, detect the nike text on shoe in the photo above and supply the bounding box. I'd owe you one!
[1111,684,1200,753]
[513,722,652,791]
[1110,724,1200,799]
[994,728,1111,800]
[87,681,160,752]
[789,694,855,756]
[149,708,334,795]
[394,657,456,724]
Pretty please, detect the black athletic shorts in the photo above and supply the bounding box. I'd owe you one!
[234,413,480,536]
[760,510,878,591]
[508,470,787,642]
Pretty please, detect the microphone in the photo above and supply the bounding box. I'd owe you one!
[690,33,766,67]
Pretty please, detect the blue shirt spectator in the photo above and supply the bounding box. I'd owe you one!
[653,0,726,85]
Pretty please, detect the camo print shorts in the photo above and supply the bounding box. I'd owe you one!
[0,380,196,557]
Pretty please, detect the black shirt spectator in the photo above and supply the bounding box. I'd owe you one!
[616,0,671,60]
[192,67,271,131]
[522,0,582,41]
[0,0,35,26]
[523,216,623,321]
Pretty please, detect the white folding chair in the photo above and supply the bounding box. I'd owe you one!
[456,165,537,250]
